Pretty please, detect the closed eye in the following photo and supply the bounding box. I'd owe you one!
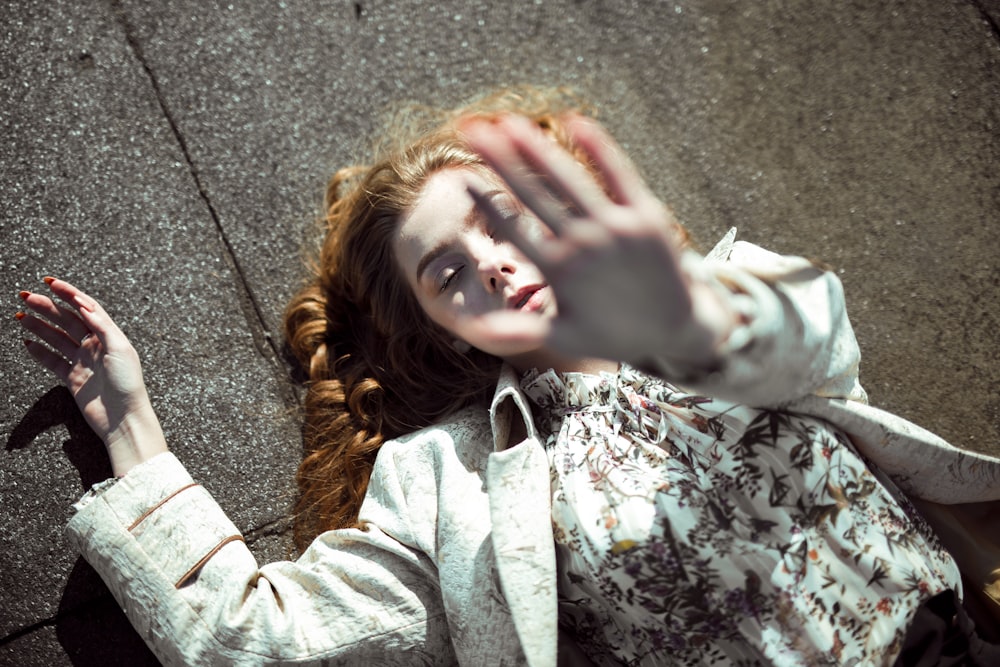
[486,205,521,241]
[439,265,464,293]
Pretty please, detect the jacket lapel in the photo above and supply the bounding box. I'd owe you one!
[485,365,557,667]
[487,440,557,667]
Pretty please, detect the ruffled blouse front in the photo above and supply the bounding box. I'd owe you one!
[520,365,959,666]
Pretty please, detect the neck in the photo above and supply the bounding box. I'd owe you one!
[507,351,619,376]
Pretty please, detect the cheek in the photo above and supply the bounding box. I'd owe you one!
[425,290,497,346]
[416,292,468,341]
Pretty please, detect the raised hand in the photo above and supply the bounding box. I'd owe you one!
[17,277,166,476]
[460,114,735,368]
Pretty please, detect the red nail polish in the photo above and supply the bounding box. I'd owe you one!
[43,276,55,286]
[18,291,30,300]
[15,311,26,321]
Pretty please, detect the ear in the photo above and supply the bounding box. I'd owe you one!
[452,339,472,354]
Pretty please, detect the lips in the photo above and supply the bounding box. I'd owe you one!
[508,285,545,311]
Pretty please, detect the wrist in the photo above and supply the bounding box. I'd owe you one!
[104,401,168,477]
[685,279,739,362]
[636,268,742,383]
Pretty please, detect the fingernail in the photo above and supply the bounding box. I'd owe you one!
[18,291,30,300]
[459,115,498,132]
[456,117,481,133]
[14,311,25,321]
[43,276,55,286]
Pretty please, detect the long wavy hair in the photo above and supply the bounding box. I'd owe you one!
[283,87,595,550]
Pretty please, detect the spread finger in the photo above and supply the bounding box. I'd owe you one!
[21,338,72,383]
[17,311,82,360]
[20,291,91,344]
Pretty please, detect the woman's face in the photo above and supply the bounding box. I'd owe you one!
[393,166,556,367]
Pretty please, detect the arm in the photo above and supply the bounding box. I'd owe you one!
[645,239,869,407]
[68,452,451,665]
[17,279,451,665]
[461,115,865,407]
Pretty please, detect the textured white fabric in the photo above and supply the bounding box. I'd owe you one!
[66,236,1000,666]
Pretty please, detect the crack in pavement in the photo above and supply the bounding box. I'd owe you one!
[968,0,1000,44]
[107,0,300,411]
[0,615,58,649]
[3,4,303,651]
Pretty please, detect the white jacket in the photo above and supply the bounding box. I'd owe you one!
[66,234,1000,666]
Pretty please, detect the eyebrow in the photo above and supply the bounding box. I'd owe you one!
[414,188,507,284]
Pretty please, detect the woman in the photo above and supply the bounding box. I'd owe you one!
[16,88,1000,665]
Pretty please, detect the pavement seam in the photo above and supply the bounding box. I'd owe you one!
[2,8,302,645]
[0,616,58,648]
[968,0,1000,45]
[245,514,296,541]
[107,0,300,411]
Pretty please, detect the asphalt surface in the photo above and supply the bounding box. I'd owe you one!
[2,1,999,664]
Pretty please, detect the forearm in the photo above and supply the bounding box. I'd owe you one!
[667,270,744,370]
[104,397,168,477]
[69,452,450,665]
[642,241,867,407]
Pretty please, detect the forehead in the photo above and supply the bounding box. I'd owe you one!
[393,166,490,283]
[403,167,480,237]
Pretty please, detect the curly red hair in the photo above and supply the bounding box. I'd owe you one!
[283,87,603,549]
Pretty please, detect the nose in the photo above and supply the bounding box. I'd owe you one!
[478,248,516,293]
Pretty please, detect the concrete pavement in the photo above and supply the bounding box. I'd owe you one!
[2,1,998,664]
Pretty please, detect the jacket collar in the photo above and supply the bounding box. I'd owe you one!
[485,364,557,667]
[705,226,737,262]
[489,363,539,452]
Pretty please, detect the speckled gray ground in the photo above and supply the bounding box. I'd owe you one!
[2,1,998,664]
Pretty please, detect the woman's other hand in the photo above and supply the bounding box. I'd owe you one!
[461,114,736,368]
[16,277,167,476]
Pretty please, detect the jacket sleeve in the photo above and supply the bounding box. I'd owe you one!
[643,240,868,408]
[65,451,454,666]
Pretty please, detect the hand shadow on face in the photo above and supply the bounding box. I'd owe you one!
[6,387,157,664]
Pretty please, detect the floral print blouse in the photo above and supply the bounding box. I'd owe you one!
[520,365,960,666]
